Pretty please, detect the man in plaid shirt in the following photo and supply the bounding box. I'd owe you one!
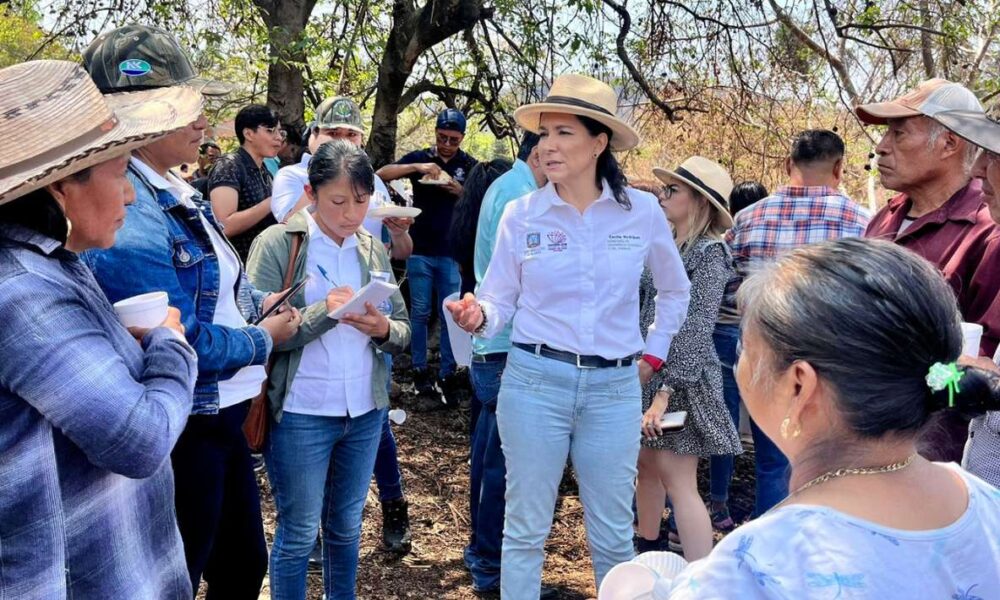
[723,129,869,516]
[727,130,870,276]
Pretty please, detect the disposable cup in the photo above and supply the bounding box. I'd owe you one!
[114,291,169,329]
[961,322,984,356]
[442,292,472,367]
[388,408,407,425]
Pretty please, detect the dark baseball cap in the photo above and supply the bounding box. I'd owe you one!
[83,24,231,96]
[436,108,466,134]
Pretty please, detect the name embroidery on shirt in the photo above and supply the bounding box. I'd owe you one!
[607,233,643,251]
[547,230,568,252]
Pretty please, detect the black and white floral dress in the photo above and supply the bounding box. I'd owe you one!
[639,236,743,457]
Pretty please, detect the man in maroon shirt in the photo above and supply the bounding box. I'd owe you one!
[858,79,1000,461]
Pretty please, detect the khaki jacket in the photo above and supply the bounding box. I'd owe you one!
[246,210,410,421]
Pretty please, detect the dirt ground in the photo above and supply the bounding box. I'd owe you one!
[240,346,759,600]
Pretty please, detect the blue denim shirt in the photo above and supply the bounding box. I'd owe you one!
[82,160,272,414]
[0,223,196,598]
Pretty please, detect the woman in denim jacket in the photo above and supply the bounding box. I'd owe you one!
[0,61,200,599]
[79,25,301,598]
[247,141,410,600]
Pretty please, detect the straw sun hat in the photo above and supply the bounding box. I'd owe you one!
[653,156,735,230]
[513,73,640,151]
[0,60,203,205]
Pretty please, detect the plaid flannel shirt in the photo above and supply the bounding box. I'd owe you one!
[0,224,196,599]
[721,186,870,318]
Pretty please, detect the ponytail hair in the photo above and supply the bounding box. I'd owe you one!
[576,115,631,210]
[930,366,1000,418]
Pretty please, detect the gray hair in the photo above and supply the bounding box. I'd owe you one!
[927,119,978,172]
[738,237,969,439]
[307,139,375,195]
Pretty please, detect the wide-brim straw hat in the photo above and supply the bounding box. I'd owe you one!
[933,109,1000,154]
[654,156,735,230]
[0,60,203,205]
[513,74,640,151]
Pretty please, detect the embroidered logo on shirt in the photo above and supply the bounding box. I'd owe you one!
[526,232,541,248]
[547,230,568,252]
[454,167,466,182]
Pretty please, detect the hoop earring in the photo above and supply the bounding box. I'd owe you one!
[65,216,73,241]
[780,417,791,440]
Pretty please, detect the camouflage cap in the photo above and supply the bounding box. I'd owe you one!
[83,24,231,96]
[314,96,364,133]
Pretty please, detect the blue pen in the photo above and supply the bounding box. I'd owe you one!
[316,264,338,287]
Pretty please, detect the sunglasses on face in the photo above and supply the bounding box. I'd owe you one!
[436,132,463,147]
[259,125,287,141]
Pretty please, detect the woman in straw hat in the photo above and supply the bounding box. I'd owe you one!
[933,107,1000,489]
[447,73,691,596]
[0,60,202,597]
[635,158,742,561]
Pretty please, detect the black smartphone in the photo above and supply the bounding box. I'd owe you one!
[253,278,309,325]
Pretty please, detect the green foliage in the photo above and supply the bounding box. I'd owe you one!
[0,3,74,67]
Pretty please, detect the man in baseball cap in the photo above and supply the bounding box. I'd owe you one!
[82,25,293,599]
[83,23,231,96]
[858,79,1000,464]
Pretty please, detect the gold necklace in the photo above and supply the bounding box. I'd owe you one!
[792,453,918,496]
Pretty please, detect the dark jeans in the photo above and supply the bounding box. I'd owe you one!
[707,323,789,517]
[373,353,403,502]
[171,401,268,599]
[464,353,508,591]
[407,255,460,377]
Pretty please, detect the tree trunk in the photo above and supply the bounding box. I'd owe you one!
[366,0,492,168]
[253,0,318,130]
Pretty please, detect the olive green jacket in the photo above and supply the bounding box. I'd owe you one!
[245,210,410,422]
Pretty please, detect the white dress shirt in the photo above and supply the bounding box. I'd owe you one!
[271,153,390,238]
[477,181,690,360]
[131,158,266,407]
[283,211,375,417]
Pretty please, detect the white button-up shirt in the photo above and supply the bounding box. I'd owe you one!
[477,181,690,360]
[283,212,375,417]
[271,153,391,238]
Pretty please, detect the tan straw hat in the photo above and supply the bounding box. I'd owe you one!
[654,156,734,230]
[0,60,203,205]
[513,74,640,151]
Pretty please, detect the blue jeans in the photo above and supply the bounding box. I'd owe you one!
[464,354,508,591]
[373,354,403,502]
[497,348,640,596]
[709,324,742,505]
[265,408,386,600]
[406,255,460,377]
[707,323,789,517]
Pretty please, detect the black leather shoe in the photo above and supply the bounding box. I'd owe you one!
[474,585,559,599]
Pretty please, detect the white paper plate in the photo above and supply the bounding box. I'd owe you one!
[370,205,422,219]
[418,177,450,186]
[634,551,688,580]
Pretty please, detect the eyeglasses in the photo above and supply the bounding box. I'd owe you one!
[436,132,463,147]
[734,338,742,372]
[658,184,680,207]
[259,125,287,141]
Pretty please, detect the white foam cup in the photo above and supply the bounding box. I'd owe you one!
[114,291,169,329]
[961,322,984,356]
[388,408,407,425]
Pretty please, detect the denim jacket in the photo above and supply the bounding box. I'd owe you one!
[0,223,195,598]
[82,160,272,414]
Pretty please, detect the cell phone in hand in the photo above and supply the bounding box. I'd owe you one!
[253,278,308,325]
[658,411,687,434]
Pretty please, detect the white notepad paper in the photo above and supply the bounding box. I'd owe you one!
[327,280,398,320]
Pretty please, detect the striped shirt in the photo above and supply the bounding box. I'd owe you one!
[719,186,870,322]
[0,224,196,598]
